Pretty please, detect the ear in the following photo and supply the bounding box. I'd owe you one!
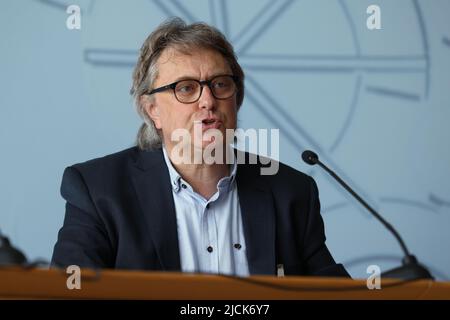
[141,96,162,129]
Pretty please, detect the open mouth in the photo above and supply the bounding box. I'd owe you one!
[202,119,217,125]
[199,118,222,131]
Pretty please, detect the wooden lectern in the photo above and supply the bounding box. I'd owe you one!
[0,267,449,299]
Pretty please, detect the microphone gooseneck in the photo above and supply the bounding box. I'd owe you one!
[301,150,433,280]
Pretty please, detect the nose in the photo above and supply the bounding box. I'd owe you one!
[198,84,216,110]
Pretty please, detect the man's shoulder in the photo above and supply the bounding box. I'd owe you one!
[237,151,313,188]
[60,146,164,200]
[236,152,316,202]
[70,146,164,173]
[71,146,139,171]
[267,159,314,191]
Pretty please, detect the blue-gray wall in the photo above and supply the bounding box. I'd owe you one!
[1,0,449,280]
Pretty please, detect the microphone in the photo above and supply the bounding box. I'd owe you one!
[0,228,27,266]
[301,150,433,280]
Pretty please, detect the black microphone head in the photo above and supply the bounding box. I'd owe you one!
[302,150,319,165]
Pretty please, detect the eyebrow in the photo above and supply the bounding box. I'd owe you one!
[171,72,232,83]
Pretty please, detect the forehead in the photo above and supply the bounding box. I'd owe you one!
[155,47,232,84]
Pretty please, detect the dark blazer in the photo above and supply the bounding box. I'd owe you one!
[51,147,349,277]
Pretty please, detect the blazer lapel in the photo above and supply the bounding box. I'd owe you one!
[236,161,276,275]
[129,148,181,271]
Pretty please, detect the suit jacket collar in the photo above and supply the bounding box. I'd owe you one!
[129,147,276,275]
[235,153,276,275]
[129,148,181,271]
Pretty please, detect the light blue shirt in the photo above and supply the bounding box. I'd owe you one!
[162,147,249,277]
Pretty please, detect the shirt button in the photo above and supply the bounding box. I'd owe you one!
[234,243,242,250]
[181,184,187,189]
[207,246,213,253]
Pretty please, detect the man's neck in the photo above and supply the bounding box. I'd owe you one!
[164,144,230,200]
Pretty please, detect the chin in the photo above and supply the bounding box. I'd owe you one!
[200,138,224,150]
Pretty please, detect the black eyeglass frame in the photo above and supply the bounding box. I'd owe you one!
[145,74,239,104]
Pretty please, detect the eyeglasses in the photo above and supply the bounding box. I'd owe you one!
[146,74,239,104]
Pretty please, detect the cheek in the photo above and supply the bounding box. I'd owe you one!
[160,106,194,131]
[224,104,238,127]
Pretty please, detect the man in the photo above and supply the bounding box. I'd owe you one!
[51,18,349,277]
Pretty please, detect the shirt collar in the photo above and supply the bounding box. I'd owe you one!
[162,146,182,192]
[162,145,237,194]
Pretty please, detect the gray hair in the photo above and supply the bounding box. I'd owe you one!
[130,17,245,150]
